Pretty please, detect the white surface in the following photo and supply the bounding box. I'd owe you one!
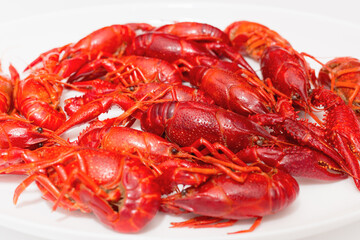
[0,0,360,240]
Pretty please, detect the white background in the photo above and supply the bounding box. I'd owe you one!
[0,0,359,239]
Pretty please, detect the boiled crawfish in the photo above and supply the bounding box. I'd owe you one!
[125,31,256,75]
[311,88,360,190]
[76,122,218,194]
[225,20,292,61]
[317,57,360,112]
[0,63,19,114]
[163,162,299,233]
[189,66,275,116]
[13,70,66,131]
[141,101,275,153]
[27,24,136,79]
[67,55,183,86]
[1,19,358,235]
[260,45,316,109]
[0,146,161,233]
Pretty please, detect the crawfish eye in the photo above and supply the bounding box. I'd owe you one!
[170,147,179,155]
[291,92,300,101]
[36,127,43,133]
[38,142,44,148]
[128,86,135,91]
[255,136,264,146]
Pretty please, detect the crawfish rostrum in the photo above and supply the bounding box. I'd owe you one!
[0,20,359,234]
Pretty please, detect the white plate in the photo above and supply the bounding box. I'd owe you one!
[1,1,360,240]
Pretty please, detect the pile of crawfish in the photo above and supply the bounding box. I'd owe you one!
[1,20,360,234]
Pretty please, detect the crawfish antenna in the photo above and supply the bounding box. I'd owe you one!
[42,128,70,146]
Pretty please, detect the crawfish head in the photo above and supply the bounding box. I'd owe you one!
[237,146,347,181]
[261,45,312,108]
[0,119,53,149]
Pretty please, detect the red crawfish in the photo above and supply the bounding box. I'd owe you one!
[236,146,346,181]
[317,57,360,111]
[153,22,256,75]
[13,70,66,131]
[0,63,19,114]
[224,20,292,61]
[140,101,274,153]
[67,55,183,86]
[0,116,66,149]
[77,123,259,194]
[125,32,257,76]
[260,45,319,122]
[76,123,216,194]
[189,66,275,116]
[162,162,299,233]
[0,146,161,233]
[26,25,136,79]
[311,88,360,190]
[56,82,214,135]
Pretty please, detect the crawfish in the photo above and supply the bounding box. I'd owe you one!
[67,55,183,86]
[260,45,320,123]
[0,146,161,233]
[189,66,275,116]
[76,122,214,194]
[125,32,256,75]
[162,162,299,233]
[140,101,274,153]
[311,88,360,190]
[0,63,19,114]
[26,25,136,79]
[224,20,292,61]
[13,70,66,131]
[153,22,256,75]
[317,57,360,112]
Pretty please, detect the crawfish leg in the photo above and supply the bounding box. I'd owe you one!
[14,173,79,211]
[180,138,260,183]
[181,138,247,167]
[228,217,262,234]
[55,94,137,135]
[171,216,238,229]
[170,215,262,234]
